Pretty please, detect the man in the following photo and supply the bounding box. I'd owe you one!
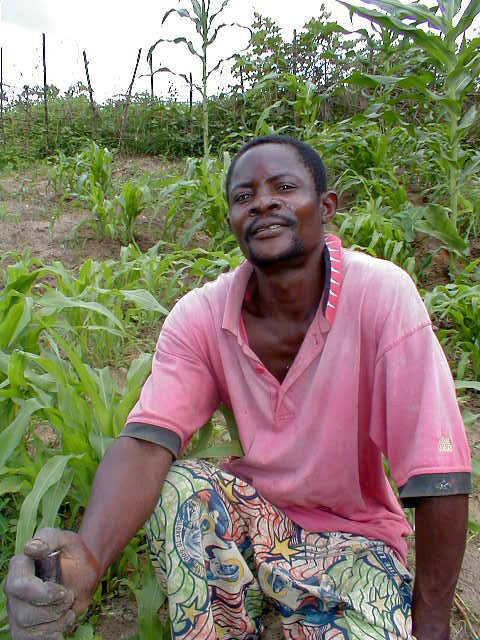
[5,136,471,640]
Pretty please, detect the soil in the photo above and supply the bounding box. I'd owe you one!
[1,158,479,639]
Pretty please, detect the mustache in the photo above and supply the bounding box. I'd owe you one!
[244,213,297,242]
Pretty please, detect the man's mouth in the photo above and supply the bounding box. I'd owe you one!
[247,216,294,240]
[251,223,286,237]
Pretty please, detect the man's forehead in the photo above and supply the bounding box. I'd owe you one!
[231,143,306,182]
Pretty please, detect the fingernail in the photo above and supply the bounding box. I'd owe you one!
[29,539,43,547]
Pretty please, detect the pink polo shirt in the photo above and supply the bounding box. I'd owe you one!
[125,235,471,561]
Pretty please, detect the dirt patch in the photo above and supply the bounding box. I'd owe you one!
[95,594,138,640]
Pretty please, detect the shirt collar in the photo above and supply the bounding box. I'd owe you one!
[221,234,343,338]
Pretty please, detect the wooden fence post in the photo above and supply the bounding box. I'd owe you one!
[189,72,193,134]
[82,50,98,138]
[118,48,142,146]
[292,29,298,76]
[0,47,5,144]
[149,50,154,101]
[42,33,49,154]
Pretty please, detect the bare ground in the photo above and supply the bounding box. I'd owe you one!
[1,158,479,639]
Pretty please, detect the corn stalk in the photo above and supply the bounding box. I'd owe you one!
[147,0,249,158]
[340,0,480,230]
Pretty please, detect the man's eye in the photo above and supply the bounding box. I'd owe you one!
[235,192,251,202]
[278,183,294,191]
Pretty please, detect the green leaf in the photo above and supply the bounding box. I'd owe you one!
[366,0,445,31]
[458,104,477,130]
[89,432,114,460]
[120,289,169,315]
[39,467,74,529]
[37,290,125,333]
[472,458,480,476]
[455,380,480,392]
[7,297,34,349]
[16,455,78,552]
[134,565,167,639]
[0,398,45,469]
[161,7,192,23]
[453,0,480,38]
[72,623,101,640]
[191,439,244,459]
[415,205,468,253]
[0,476,28,497]
[446,69,473,98]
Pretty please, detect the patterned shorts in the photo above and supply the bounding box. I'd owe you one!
[146,459,413,640]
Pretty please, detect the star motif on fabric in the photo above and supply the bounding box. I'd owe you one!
[214,622,228,637]
[218,477,240,503]
[178,597,203,624]
[270,534,298,561]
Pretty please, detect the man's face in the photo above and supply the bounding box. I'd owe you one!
[227,143,335,267]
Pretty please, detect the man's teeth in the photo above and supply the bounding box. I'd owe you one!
[255,224,281,234]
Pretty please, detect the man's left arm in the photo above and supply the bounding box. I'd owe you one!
[412,494,468,640]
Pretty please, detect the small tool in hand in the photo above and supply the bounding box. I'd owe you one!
[35,549,62,583]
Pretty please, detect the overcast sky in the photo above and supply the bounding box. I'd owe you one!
[0,0,357,102]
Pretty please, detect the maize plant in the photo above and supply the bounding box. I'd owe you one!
[148,0,249,157]
[340,0,480,240]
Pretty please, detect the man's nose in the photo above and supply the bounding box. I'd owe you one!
[249,193,280,215]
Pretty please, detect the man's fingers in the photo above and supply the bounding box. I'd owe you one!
[10,593,74,627]
[5,557,70,605]
[24,528,64,560]
[9,607,76,640]
[6,554,35,582]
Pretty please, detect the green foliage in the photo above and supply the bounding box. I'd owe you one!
[48,143,153,245]
[342,0,480,234]
[149,0,247,157]
[336,199,416,278]
[48,142,113,198]
[0,243,245,635]
[125,561,170,640]
[424,260,480,380]
[159,153,232,246]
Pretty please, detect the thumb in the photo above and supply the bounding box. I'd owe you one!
[24,528,74,559]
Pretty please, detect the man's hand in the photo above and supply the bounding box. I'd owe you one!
[5,437,173,639]
[4,528,101,640]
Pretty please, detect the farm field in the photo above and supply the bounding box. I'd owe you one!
[0,152,479,639]
[1,0,480,638]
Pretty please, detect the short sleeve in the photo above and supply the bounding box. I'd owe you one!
[369,322,471,503]
[124,292,220,453]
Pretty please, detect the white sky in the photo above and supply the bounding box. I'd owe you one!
[0,0,356,102]
[1,1,478,104]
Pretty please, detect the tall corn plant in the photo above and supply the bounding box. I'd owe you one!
[148,0,248,157]
[340,0,480,234]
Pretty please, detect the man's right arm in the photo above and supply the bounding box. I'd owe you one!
[5,436,173,639]
[79,436,173,575]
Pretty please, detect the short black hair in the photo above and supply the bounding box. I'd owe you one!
[225,135,327,201]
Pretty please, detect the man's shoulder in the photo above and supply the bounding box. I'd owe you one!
[342,247,416,297]
[340,247,430,341]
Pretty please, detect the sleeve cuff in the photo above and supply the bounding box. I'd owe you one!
[119,423,181,458]
[398,471,471,508]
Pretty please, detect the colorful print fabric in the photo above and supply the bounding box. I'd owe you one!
[146,460,413,639]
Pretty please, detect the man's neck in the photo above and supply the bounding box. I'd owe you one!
[246,243,326,323]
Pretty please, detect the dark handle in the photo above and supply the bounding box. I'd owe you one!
[35,550,62,583]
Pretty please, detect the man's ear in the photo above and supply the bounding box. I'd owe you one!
[226,215,232,229]
[320,191,337,224]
